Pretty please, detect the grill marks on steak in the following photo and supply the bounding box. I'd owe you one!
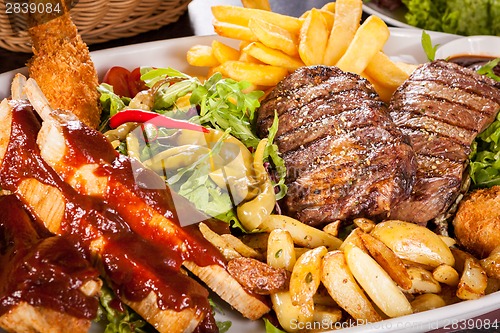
[257,66,416,226]
[389,60,500,224]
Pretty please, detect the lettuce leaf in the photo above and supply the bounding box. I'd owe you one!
[402,0,495,36]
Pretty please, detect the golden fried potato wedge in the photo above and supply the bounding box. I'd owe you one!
[336,15,390,74]
[267,229,296,271]
[411,294,446,313]
[211,5,302,34]
[298,8,330,66]
[211,40,240,63]
[248,17,298,56]
[364,51,409,90]
[323,0,362,66]
[433,264,460,287]
[261,215,342,250]
[345,246,413,318]
[213,20,258,42]
[406,266,442,294]
[289,246,327,307]
[457,257,488,300]
[243,42,304,71]
[371,220,455,268]
[321,251,382,322]
[218,60,288,86]
[241,0,271,10]
[186,45,219,67]
[359,232,412,290]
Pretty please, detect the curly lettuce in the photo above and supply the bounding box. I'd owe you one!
[402,0,498,36]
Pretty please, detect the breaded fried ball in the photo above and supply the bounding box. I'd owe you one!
[453,185,500,258]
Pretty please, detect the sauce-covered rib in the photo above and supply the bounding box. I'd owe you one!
[389,60,500,225]
[0,195,101,333]
[257,66,416,226]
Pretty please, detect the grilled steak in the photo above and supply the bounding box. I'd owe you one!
[388,60,500,225]
[257,66,416,226]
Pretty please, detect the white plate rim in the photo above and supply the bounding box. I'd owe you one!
[0,29,499,333]
[363,2,415,29]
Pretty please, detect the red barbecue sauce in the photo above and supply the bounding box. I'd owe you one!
[0,194,99,319]
[0,101,226,329]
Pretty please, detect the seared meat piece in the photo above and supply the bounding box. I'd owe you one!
[0,195,101,333]
[257,66,416,226]
[389,60,500,225]
[227,257,289,295]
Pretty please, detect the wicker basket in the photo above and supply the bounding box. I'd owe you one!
[0,0,191,53]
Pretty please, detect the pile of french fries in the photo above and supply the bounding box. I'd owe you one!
[186,0,417,102]
[200,217,500,332]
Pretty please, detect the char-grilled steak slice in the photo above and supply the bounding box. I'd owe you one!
[257,66,416,226]
[389,60,500,225]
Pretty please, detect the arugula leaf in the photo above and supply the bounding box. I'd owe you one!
[421,30,439,61]
[190,73,264,148]
[470,106,500,188]
[264,112,287,200]
[477,58,500,82]
[208,299,232,333]
[263,318,287,333]
[98,285,150,333]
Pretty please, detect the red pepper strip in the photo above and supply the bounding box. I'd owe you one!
[109,109,209,133]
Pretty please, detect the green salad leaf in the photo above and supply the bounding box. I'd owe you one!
[263,318,287,333]
[469,61,500,188]
[421,30,438,62]
[477,58,500,82]
[98,285,150,333]
[402,0,498,36]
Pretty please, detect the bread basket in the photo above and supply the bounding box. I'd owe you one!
[0,0,191,53]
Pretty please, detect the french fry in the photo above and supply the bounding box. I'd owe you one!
[321,251,382,322]
[218,60,288,86]
[433,264,460,287]
[241,0,271,11]
[267,229,296,271]
[248,17,298,56]
[411,294,446,313]
[321,2,336,13]
[220,233,262,259]
[336,15,390,75]
[345,246,413,318]
[359,232,412,290]
[323,0,362,66]
[213,20,258,42]
[353,217,376,233]
[339,228,366,252]
[198,223,241,260]
[406,266,442,294]
[300,9,335,31]
[360,72,394,103]
[261,215,343,250]
[211,40,240,64]
[298,8,330,66]
[243,42,304,71]
[480,246,500,279]
[211,5,302,35]
[395,61,419,75]
[364,51,409,90]
[267,229,311,332]
[186,45,219,67]
[271,292,313,332]
[371,220,455,268]
[323,220,342,237]
[456,257,488,300]
[312,305,342,326]
[289,246,327,308]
